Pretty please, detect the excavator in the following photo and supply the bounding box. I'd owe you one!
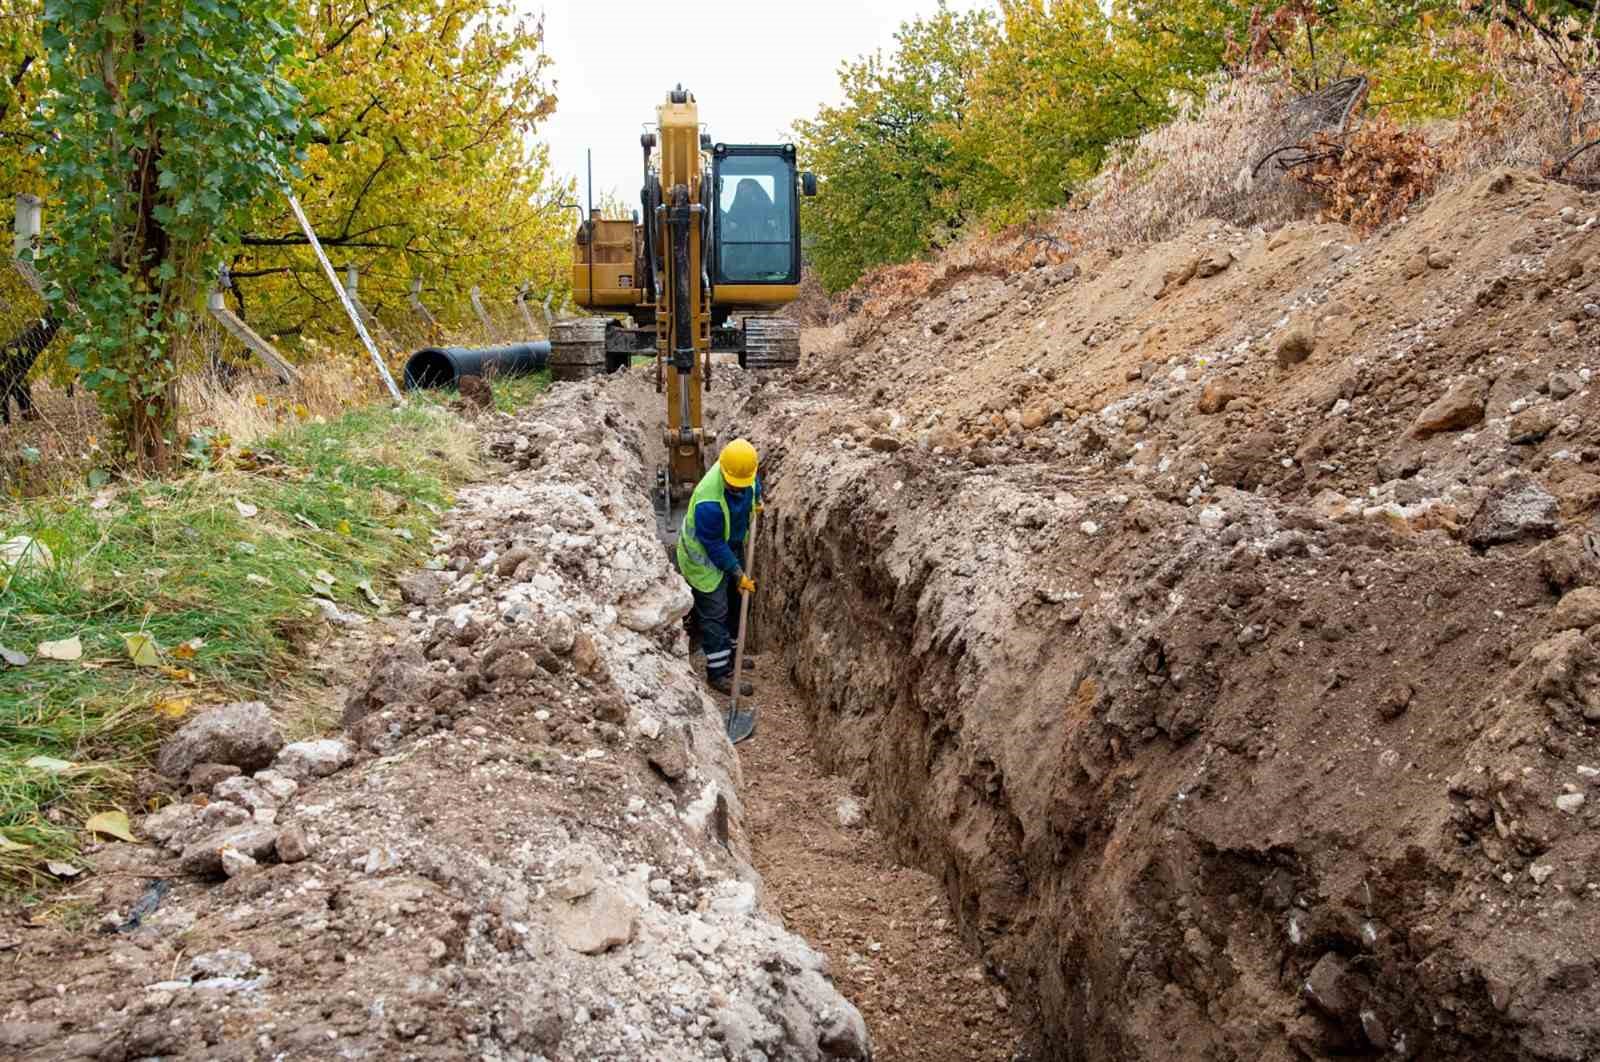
[550,85,816,543]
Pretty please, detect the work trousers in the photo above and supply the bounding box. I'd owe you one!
[691,570,744,680]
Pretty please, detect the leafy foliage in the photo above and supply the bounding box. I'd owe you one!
[34,0,303,467]
[230,0,572,344]
[799,0,1600,292]
[0,1,46,193]
[794,3,997,292]
[1290,114,1442,231]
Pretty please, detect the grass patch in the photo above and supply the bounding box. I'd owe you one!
[408,368,551,416]
[0,402,478,891]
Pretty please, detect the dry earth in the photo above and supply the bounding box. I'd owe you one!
[735,168,1600,1061]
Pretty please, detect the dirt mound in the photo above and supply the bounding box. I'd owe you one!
[0,380,868,1061]
[742,170,1600,1059]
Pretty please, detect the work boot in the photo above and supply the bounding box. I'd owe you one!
[709,674,755,697]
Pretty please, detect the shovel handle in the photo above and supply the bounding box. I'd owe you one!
[727,508,759,720]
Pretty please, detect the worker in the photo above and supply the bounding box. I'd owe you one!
[676,438,763,695]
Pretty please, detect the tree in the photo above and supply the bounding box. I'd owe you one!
[0,0,47,194]
[35,0,302,467]
[795,3,997,292]
[228,0,571,343]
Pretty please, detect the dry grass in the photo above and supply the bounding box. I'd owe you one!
[1075,74,1320,249]
[1438,34,1600,189]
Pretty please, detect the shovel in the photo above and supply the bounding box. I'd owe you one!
[725,507,761,745]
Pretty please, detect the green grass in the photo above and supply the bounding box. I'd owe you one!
[410,368,551,416]
[0,402,478,891]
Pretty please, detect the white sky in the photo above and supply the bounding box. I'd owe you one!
[527,0,989,209]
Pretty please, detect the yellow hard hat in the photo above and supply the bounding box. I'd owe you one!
[719,438,758,488]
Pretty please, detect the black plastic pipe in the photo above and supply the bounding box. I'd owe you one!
[402,342,551,390]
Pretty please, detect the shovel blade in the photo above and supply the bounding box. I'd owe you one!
[726,707,757,745]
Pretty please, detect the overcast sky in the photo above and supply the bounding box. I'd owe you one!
[528,0,989,209]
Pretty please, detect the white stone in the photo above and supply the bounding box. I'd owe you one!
[1530,863,1555,885]
[273,739,355,781]
[835,797,865,829]
[219,846,257,878]
[1556,792,1586,814]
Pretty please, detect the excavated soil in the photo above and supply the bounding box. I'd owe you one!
[0,383,874,1062]
[727,169,1600,1061]
[605,366,1026,1059]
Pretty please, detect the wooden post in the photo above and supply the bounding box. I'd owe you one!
[207,288,302,385]
[407,276,440,339]
[12,194,41,262]
[10,195,45,296]
[515,284,540,337]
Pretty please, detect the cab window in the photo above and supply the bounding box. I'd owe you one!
[717,155,794,283]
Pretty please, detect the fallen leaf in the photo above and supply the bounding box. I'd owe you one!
[357,579,382,607]
[0,645,28,667]
[254,394,268,408]
[123,633,161,667]
[25,755,75,773]
[46,861,82,878]
[0,834,30,852]
[173,639,202,660]
[85,810,138,844]
[158,666,193,682]
[36,636,82,661]
[336,519,352,535]
[152,696,192,720]
[234,500,259,518]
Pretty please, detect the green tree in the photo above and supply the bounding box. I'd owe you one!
[35,0,302,467]
[795,2,997,292]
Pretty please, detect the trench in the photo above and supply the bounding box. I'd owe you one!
[736,649,1025,1062]
[603,369,1024,1060]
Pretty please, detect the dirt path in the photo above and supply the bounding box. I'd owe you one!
[737,652,1024,1062]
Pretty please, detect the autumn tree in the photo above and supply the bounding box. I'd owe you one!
[34,0,302,467]
[0,0,46,194]
[795,3,997,292]
[229,0,571,344]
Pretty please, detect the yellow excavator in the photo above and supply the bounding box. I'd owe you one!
[550,85,815,541]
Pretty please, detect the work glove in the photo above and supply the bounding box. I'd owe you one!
[737,572,756,595]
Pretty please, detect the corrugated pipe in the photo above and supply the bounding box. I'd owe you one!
[402,342,552,389]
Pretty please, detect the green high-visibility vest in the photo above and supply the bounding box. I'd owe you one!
[676,465,733,593]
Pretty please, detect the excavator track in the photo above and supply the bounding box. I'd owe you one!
[741,316,800,371]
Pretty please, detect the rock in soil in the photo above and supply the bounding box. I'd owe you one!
[156,701,283,778]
